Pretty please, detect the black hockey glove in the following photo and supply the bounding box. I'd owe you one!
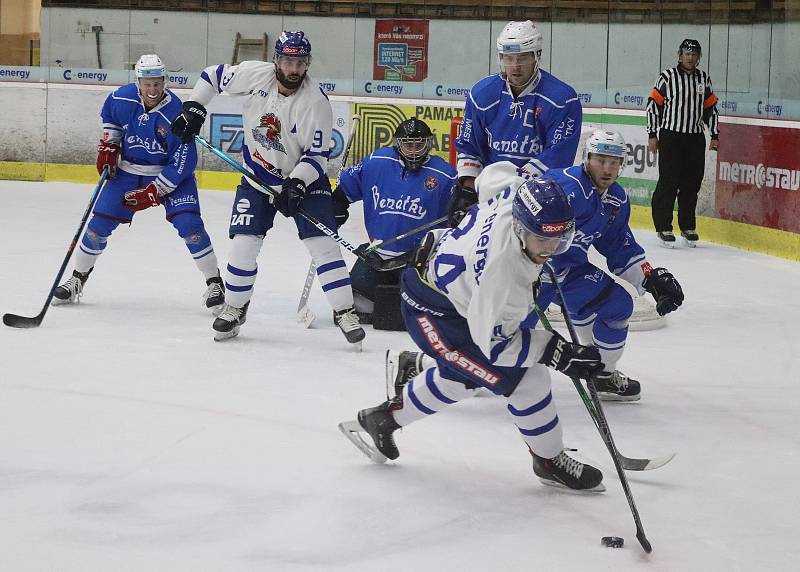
[170,101,207,144]
[539,331,604,380]
[447,182,478,228]
[332,185,351,228]
[275,178,306,218]
[354,243,394,272]
[642,267,684,316]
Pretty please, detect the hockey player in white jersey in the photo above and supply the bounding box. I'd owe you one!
[171,31,365,344]
[340,163,607,491]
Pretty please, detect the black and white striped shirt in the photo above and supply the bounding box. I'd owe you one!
[646,66,719,138]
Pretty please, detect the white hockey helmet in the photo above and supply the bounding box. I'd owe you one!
[583,130,627,171]
[496,21,543,84]
[135,54,166,79]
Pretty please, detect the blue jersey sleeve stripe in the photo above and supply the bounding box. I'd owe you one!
[300,157,325,178]
[200,70,212,86]
[490,337,510,364]
[214,65,224,92]
[514,328,531,367]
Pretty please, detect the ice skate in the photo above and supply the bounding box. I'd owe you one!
[212,302,248,341]
[532,450,605,492]
[51,268,92,306]
[202,274,225,316]
[334,306,366,348]
[591,370,641,402]
[338,400,401,463]
[386,350,424,397]
[681,230,699,248]
[657,231,676,249]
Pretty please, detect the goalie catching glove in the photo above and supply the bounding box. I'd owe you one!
[539,330,604,379]
[642,266,684,316]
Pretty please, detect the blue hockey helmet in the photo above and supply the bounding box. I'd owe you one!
[275,31,312,63]
[511,178,575,258]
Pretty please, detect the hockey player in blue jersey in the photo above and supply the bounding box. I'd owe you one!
[340,166,607,491]
[332,118,454,326]
[52,54,224,313]
[389,131,685,403]
[525,130,685,400]
[449,20,583,226]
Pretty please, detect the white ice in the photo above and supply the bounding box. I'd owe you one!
[1,180,798,571]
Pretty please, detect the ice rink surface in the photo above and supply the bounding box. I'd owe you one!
[1,180,798,571]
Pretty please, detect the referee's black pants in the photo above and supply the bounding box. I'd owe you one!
[651,130,706,232]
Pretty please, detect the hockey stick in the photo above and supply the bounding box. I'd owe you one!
[534,304,674,473]
[196,136,380,264]
[296,114,362,328]
[3,167,110,329]
[542,262,653,554]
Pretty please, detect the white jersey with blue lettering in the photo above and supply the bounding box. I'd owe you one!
[423,162,552,367]
[188,60,332,191]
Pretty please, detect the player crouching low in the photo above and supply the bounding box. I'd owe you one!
[340,163,607,491]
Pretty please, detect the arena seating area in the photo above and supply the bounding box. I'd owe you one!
[41,1,797,23]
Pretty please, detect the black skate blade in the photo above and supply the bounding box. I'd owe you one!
[3,313,42,329]
[338,420,388,464]
[537,477,606,494]
[620,452,675,471]
[658,239,675,249]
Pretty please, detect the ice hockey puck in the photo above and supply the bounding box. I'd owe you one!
[601,536,624,548]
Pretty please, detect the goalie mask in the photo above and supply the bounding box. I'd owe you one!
[393,118,434,172]
[511,178,575,262]
[496,20,543,89]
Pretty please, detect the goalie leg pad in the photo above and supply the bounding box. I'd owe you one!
[373,284,405,331]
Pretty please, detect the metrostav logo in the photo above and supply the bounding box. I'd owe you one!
[718,161,800,191]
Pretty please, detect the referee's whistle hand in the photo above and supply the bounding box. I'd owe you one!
[709,139,719,151]
[647,138,658,153]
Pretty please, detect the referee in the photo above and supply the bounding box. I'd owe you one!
[646,38,719,247]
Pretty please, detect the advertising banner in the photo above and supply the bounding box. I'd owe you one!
[348,102,463,165]
[716,122,800,233]
[206,96,352,177]
[373,20,429,82]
